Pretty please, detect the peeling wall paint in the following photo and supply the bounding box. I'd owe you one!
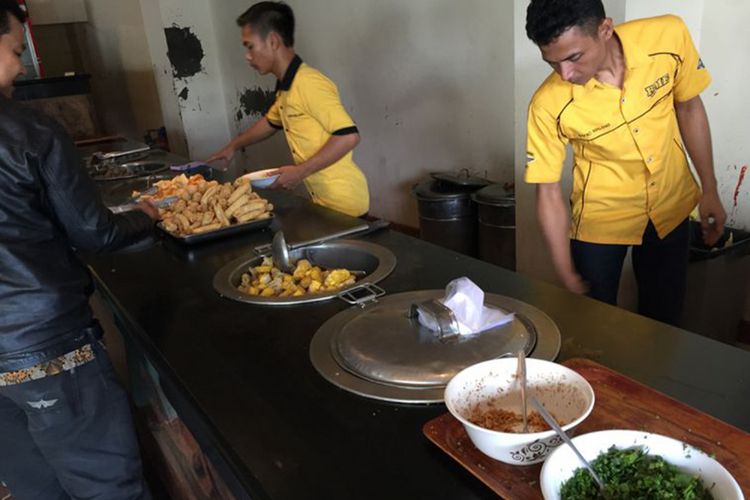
[733,165,747,209]
[178,86,189,100]
[236,86,276,120]
[728,164,748,227]
[164,25,204,79]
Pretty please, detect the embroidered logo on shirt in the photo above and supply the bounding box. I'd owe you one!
[578,123,612,139]
[644,73,670,97]
[27,398,59,409]
[697,58,706,70]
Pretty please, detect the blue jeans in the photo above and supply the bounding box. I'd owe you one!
[571,219,689,326]
[0,339,150,499]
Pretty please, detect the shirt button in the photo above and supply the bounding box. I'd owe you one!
[647,156,654,163]
[650,182,656,187]
[621,98,626,103]
[633,128,640,134]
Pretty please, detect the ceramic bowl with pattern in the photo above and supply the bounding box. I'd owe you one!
[444,358,595,465]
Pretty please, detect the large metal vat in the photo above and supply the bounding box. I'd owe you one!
[412,172,488,256]
[213,240,396,306]
[472,184,516,270]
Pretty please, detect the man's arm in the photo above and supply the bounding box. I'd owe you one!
[675,95,726,246]
[38,126,156,253]
[206,116,278,163]
[270,132,360,189]
[536,182,587,294]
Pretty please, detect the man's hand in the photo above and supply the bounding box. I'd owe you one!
[206,144,236,164]
[698,190,726,247]
[560,270,589,295]
[269,165,306,190]
[135,201,160,221]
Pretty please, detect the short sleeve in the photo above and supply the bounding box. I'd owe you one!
[298,71,356,134]
[524,102,568,184]
[265,93,283,127]
[672,16,711,102]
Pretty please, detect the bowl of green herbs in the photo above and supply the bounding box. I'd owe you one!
[540,429,743,500]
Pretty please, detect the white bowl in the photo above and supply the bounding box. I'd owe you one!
[444,358,595,465]
[241,168,280,189]
[540,429,743,500]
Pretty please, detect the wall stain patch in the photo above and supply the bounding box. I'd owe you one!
[164,25,204,79]
[178,87,189,100]
[236,87,276,119]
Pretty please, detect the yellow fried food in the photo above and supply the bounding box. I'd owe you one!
[156,174,273,236]
[238,257,357,298]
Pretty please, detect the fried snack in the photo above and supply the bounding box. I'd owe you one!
[225,194,250,218]
[237,257,358,298]
[227,184,250,205]
[192,222,222,234]
[155,173,273,236]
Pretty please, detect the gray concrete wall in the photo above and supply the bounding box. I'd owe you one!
[76,0,164,139]
[155,0,516,227]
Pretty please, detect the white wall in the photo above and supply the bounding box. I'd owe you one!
[153,0,516,227]
[624,0,704,43]
[75,0,163,139]
[139,0,235,160]
[26,0,87,25]
[138,0,189,157]
[698,1,750,232]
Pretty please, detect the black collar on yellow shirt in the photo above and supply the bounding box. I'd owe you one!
[276,54,303,92]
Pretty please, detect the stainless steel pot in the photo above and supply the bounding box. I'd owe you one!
[213,240,396,306]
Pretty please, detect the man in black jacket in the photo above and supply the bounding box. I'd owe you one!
[0,2,157,498]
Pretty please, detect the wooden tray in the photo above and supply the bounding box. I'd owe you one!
[423,358,750,499]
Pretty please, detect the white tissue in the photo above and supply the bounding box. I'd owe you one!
[420,277,514,336]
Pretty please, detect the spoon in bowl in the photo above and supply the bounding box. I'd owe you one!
[516,350,528,433]
[530,396,608,498]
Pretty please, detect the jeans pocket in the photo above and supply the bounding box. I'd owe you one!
[3,368,82,432]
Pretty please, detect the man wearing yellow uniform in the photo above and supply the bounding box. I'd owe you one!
[524,0,726,326]
[209,1,369,217]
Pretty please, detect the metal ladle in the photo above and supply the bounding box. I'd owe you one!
[271,230,294,273]
[271,219,391,273]
[530,396,608,497]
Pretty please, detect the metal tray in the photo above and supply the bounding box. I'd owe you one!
[158,214,274,245]
[90,160,168,182]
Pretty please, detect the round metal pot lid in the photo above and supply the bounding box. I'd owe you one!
[310,290,561,403]
[471,183,515,206]
[431,170,490,188]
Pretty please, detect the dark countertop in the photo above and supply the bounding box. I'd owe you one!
[84,191,750,500]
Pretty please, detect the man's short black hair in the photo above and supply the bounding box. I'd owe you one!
[0,0,26,35]
[237,1,294,47]
[526,0,606,47]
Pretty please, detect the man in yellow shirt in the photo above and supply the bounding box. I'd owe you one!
[524,0,726,326]
[208,1,369,217]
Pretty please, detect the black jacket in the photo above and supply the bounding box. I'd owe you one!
[0,95,153,370]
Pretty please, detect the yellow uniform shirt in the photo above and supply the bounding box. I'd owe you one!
[266,56,369,217]
[525,15,711,244]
